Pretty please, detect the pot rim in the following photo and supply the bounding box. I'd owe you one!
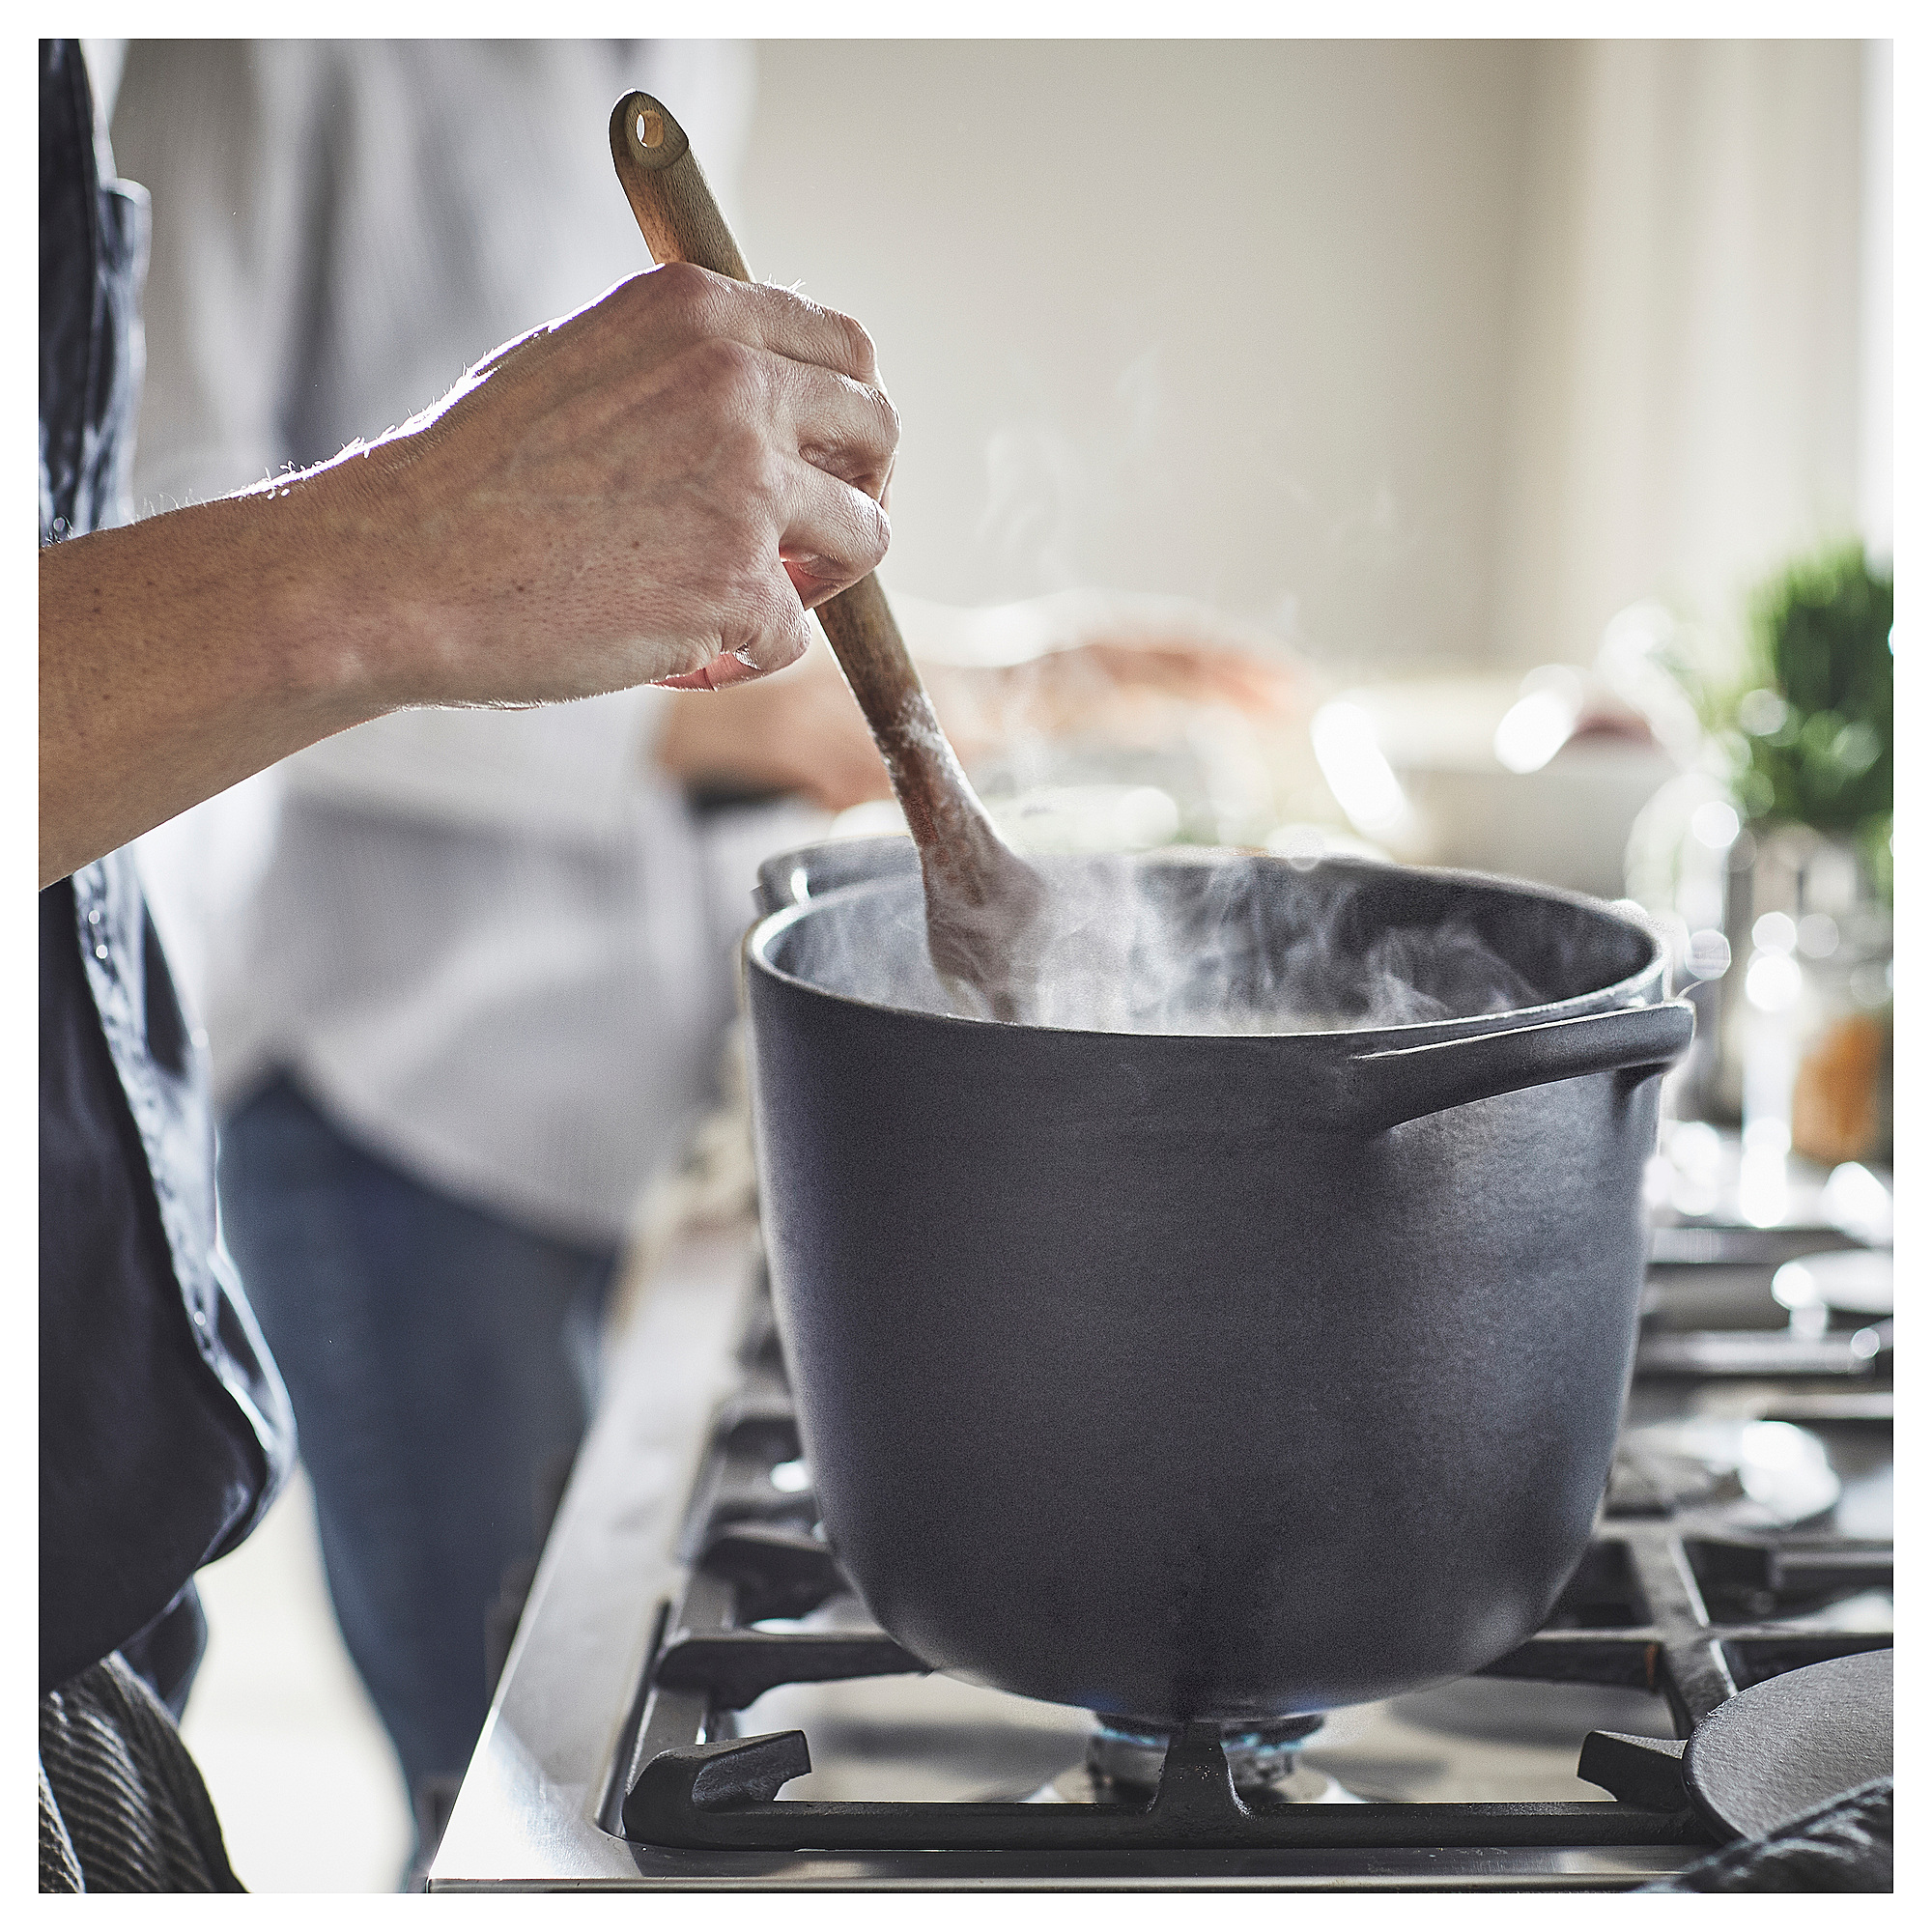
[743,841,1669,1047]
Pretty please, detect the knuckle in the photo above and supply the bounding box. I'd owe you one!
[647,258,716,313]
[869,392,904,479]
[734,589,810,670]
[682,329,743,382]
[645,262,749,353]
[831,309,877,379]
[724,426,787,506]
[852,497,891,574]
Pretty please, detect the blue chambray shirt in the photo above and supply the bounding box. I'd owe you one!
[39,37,295,1694]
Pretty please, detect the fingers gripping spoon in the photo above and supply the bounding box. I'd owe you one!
[610,93,1046,1022]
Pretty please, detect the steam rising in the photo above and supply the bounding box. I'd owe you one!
[778,852,1549,1037]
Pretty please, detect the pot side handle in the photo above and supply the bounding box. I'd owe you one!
[1332,1000,1695,1133]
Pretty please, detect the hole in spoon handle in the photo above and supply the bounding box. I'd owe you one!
[608,91,750,282]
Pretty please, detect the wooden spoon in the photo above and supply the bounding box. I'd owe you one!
[610,92,1045,1021]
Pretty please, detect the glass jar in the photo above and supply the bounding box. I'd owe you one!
[1627,794,1892,1223]
[1734,830,1891,1214]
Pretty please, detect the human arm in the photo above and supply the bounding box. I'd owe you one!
[40,265,897,886]
[108,39,729,848]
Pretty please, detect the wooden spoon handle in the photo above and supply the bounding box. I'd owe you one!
[811,573,993,865]
[609,91,936,751]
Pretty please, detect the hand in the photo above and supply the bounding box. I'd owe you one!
[40,265,898,883]
[306,263,899,701]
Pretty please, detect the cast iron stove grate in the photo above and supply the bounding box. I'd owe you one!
[606,1252,1891,1859]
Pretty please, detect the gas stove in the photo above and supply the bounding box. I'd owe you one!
[428,1150,1892,1890]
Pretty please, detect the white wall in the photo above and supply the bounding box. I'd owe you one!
[736,40,1535,671]
[733,39,1874,677]
[1491,40,1867,671]
[1858,39,1892,560]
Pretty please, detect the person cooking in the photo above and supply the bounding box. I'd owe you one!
[104,37,1308,1886]
[38,33,898,1889]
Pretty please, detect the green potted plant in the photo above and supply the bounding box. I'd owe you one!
[1729,543,1893,901]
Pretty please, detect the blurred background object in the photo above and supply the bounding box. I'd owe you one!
[178,1473,409,1893]
[1306,669,1678,896]
[91,34,1889,1889]
[1732,547,1894,887]
[1628,543,1893,1200]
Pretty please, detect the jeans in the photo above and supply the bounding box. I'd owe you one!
[215,1075,616,1823]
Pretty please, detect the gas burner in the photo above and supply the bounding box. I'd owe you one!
[605,1420,1889,1856]
[596,1254,1889,1861]
[1773,1250,1893,1345]
[1027,1715,1363,1805]
[1616,1418,1841,1528]
[1031,1759,1363,1807]
[1635,1179,1896,1382]
[1086,1715,1326,1794]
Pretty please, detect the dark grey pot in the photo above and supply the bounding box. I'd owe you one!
[744,838,1692,1725]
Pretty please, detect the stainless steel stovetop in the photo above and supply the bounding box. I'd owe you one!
[429,1147,1892,1890]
